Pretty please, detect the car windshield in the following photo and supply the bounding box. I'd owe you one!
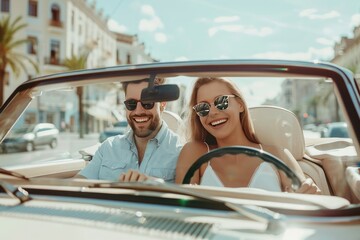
[13,125,35,134]
[0,70,358,166]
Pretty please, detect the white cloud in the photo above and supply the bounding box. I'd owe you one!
[252,47,333,61]
[107,19,127,33]
[316,37,334,46]
[154,32,167,43]
[299,8,317,18]
[139,17,163,32]
[209,25,273,37]
[350,13,360,27]
[141,5,156,16]
[214,16,239,23]
[299,8,340,20]
[138,5,163,32]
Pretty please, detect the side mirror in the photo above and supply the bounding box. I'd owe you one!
[141,84,180,103]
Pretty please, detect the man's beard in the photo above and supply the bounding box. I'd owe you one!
[128,113,161,138]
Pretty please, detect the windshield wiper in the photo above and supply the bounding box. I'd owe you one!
[91,179,286,234]
[0,168,31,204]
[0,180,32,204]
[0,168,28,180]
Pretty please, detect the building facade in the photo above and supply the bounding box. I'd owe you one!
[1,0,154,133]
[332,25,360,80]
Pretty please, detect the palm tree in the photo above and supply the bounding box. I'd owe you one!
[63,51,90,138]
[0,16,39,106]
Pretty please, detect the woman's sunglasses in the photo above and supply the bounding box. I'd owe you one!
[193,95,236,117]
[124,99,155,111]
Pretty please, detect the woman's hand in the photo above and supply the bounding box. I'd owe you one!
[286,178,321,194]
[119,169,150,182]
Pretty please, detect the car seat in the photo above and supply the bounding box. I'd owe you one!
[249,106,331,195]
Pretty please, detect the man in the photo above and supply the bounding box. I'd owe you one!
[77,78,183,182]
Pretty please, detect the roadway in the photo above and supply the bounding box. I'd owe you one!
[0,132,99,167]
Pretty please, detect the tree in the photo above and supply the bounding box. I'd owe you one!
[63,51,90,138]
[0,16,39,106]
[307,94,321,123]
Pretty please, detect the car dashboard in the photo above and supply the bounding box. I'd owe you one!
[1,181,359,240]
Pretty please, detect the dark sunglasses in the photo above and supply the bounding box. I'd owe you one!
[193,95,236,117]
[124,99,155,111]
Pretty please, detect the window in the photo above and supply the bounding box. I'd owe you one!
[126,53,131,64]
[116,49,121,64]
[28,0,38,17]
[71,43,74,56]
[51,4,60,22]
[1,0,10,12]
[27,36,38,54]
[71,10,75,31]
[79,16,82,35]
[50,3,62,27]
[50,40,60,64]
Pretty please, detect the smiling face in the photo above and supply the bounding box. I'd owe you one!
[125,81,162,139]
[196,82,244,142]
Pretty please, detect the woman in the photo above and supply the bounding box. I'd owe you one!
[175,77,320,194]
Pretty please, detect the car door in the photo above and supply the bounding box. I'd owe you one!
[34,126,50,146]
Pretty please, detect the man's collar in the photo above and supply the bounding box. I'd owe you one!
[125,120,168,146]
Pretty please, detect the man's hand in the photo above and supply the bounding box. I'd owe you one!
[119,169,150,182]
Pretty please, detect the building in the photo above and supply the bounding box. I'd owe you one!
[276,78,335,126]
[115,33,154,65]
[332,25,360,81]
[1,0,154,133]
[270,25,360,127]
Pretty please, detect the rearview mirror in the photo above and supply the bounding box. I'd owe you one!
[141,84,180,103]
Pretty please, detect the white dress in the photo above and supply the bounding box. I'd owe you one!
[199,143,282,192]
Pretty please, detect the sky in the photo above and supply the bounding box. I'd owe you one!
[96,0,360,62]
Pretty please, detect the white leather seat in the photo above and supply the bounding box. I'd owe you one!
[249,106,331,195]
[162,110,185,143]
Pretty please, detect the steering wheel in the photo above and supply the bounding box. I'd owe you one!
[182,146,301,191]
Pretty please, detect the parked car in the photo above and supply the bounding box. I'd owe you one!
[0,60,359,239]
[0,123,59,152]
[321,122,349,138]
[99,121,128,143]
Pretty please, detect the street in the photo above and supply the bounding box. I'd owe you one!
[0,132,99,167]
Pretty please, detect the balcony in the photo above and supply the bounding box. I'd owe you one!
[44,57,64,66]
[49,20,63,28]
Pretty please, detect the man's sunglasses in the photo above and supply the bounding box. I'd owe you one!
[124,99,155,111]
[193,95,236,117]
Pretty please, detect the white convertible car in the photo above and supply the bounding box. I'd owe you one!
[0,60,359,239]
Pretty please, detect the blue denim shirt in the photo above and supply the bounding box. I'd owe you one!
[79,121,183,182]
